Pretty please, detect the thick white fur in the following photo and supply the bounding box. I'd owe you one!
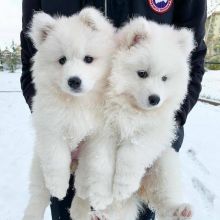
[72,18,194,220]
[23,8,115,220]
[139,148,193,220]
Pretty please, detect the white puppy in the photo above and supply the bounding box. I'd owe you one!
[22,8,115,220]
[73,17,194,220]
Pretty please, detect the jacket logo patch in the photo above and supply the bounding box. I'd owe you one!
[148,0,173,14]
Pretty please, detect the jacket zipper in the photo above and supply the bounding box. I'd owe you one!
[104,0,107,16]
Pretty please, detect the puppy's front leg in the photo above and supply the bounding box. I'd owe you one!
[23,153,50,220]
[70,196,91,220]
[37,134,71,200]
[139,148,193,220]
[75,132,116,210]
[113,134,166,201]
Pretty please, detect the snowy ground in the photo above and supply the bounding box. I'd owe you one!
[200,70,220,101]
[0,70,219,220]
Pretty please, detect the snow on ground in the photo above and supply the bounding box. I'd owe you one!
[182,102,220,220]
[0,70,219,220]
[0,71,51,220]
[200,70,220,101]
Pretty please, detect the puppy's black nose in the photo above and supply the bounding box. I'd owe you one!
[68,77,81,90]
[148,95,160,106]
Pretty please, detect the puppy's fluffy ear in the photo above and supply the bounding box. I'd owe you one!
[79,7,114,33]
[29,12,55,48]
[116,17,149,49]
[176,28,195,56]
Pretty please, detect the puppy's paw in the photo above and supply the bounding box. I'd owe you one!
[46,176,69,200]
[89,193,113,211]
[172,203,193,220]
[90,211,108,220]
[70,196,91,220]
[49,183,68,200]
[74,170,91,199]
[75,181,89,200]
[113,182,135,201]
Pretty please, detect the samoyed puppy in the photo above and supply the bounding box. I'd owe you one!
[73,17,195,220]
[22,8,115,220]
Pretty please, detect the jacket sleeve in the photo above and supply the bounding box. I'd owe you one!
[20,0,41,109]
[173,0,207,126]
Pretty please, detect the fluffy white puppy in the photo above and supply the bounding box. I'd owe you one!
[22,8,115,220]
[73,17,195,220]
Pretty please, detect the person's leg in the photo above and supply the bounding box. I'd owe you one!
[138,204,155,220]
[137,126,184,220]
[50,175,75,220]
[172,126,184,153]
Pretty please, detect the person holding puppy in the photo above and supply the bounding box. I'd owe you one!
[20,0,207,219]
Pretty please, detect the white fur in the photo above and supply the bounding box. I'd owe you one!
[72,18,194,220]
[23,7,115,220]
[139,148,193,220]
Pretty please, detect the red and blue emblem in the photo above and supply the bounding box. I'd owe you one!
[148,0,173,14]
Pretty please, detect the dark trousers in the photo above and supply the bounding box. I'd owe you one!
[50,127,184,220]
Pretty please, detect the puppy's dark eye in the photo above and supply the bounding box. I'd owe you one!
[84,55,94,64]
[137,70,148,79]
[162,76,168,82]
[58,56,67,65]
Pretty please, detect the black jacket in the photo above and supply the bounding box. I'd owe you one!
[20,0,207,126]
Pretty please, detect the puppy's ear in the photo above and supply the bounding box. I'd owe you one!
[176,28,195,56]
[79,7,114,33]
[116,17,149,49]
[29,12,55,48]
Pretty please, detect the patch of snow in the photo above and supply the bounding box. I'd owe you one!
[0,70,22,91]
[181,102,220,220]
[0,70,51,220]
[200,70,220,101]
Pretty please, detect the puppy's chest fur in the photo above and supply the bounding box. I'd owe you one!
[62,106,100,148]
[33,94,102,149]
[104,99,156,142]
[103,95,175,152]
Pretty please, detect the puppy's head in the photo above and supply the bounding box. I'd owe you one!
[111,17,195,111]
[29,7,115,97]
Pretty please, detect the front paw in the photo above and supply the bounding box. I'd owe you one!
[113,182,135,201]
[90,210,108,220]
[172,203,193,220]
[70,196,91,220]
[75,180,89,200]
[89,192,113,211]
[45,175,69,200]
[160,203,193,220]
